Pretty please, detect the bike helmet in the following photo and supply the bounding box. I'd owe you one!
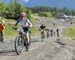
[20,12,26,17]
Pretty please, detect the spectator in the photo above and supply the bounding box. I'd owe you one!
[0,20,5,42]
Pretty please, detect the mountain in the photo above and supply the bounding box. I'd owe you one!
[25,0,75,10]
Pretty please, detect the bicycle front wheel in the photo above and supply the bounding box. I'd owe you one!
[15,36,24,55]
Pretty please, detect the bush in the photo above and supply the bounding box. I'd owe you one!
[38,12,52,17]
[26,9,32,19]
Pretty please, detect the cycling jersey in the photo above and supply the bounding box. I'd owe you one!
[15,18,32,32]
[15,18,31,28]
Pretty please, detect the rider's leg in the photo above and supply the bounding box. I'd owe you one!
[23,27,30,46]
[26,32,30,45]
[0,32,3,42]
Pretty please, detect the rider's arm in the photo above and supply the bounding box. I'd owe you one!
[15,19,20,26]
[27,18,32,27]
[13,19,20,29]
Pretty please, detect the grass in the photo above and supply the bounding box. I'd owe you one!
[63,27,75,38]
[30,16,40,36]
[39,12,52,17]
[30,16,39,24]
[31,27,40,36]
[0,17,16,22]
[4,24,18,39]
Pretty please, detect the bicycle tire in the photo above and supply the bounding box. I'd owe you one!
[47,32,49,38]
[15,36,24,55]
[41,32,45,42]
[24,36,29,52]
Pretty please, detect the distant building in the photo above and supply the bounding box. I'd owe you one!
[58,13,73,20]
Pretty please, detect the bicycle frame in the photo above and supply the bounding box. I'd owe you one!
[17,27,28,47]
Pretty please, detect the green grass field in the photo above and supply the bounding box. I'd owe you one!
[4,24,17,38]
[0,17,16,22]
[63,27,75,38]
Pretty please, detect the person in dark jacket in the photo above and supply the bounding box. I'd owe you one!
[56,28,59,37]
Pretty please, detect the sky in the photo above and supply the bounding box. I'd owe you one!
[2,0,75,10]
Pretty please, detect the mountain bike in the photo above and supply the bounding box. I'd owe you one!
[41,29,45,42]
[14,27,30,55]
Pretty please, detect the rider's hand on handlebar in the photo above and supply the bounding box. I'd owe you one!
[12,26,18,30]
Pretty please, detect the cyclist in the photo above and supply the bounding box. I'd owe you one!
[14,12,32,47]
[0,20,5,42]
[40,24,46,38]
[40,24,46,30]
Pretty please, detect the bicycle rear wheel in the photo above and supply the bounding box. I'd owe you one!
[41,32,45,42]
[15,36,24,55]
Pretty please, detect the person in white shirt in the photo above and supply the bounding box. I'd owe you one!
[14,12,32,50]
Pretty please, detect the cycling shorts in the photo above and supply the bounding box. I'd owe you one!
[23,27,30,33]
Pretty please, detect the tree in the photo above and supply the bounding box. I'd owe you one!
[72,10,75,15]
[26,9,32,19]
[0,2,7,16]
[5,0,26,19]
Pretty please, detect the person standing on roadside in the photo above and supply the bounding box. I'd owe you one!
[0,20,5,42]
